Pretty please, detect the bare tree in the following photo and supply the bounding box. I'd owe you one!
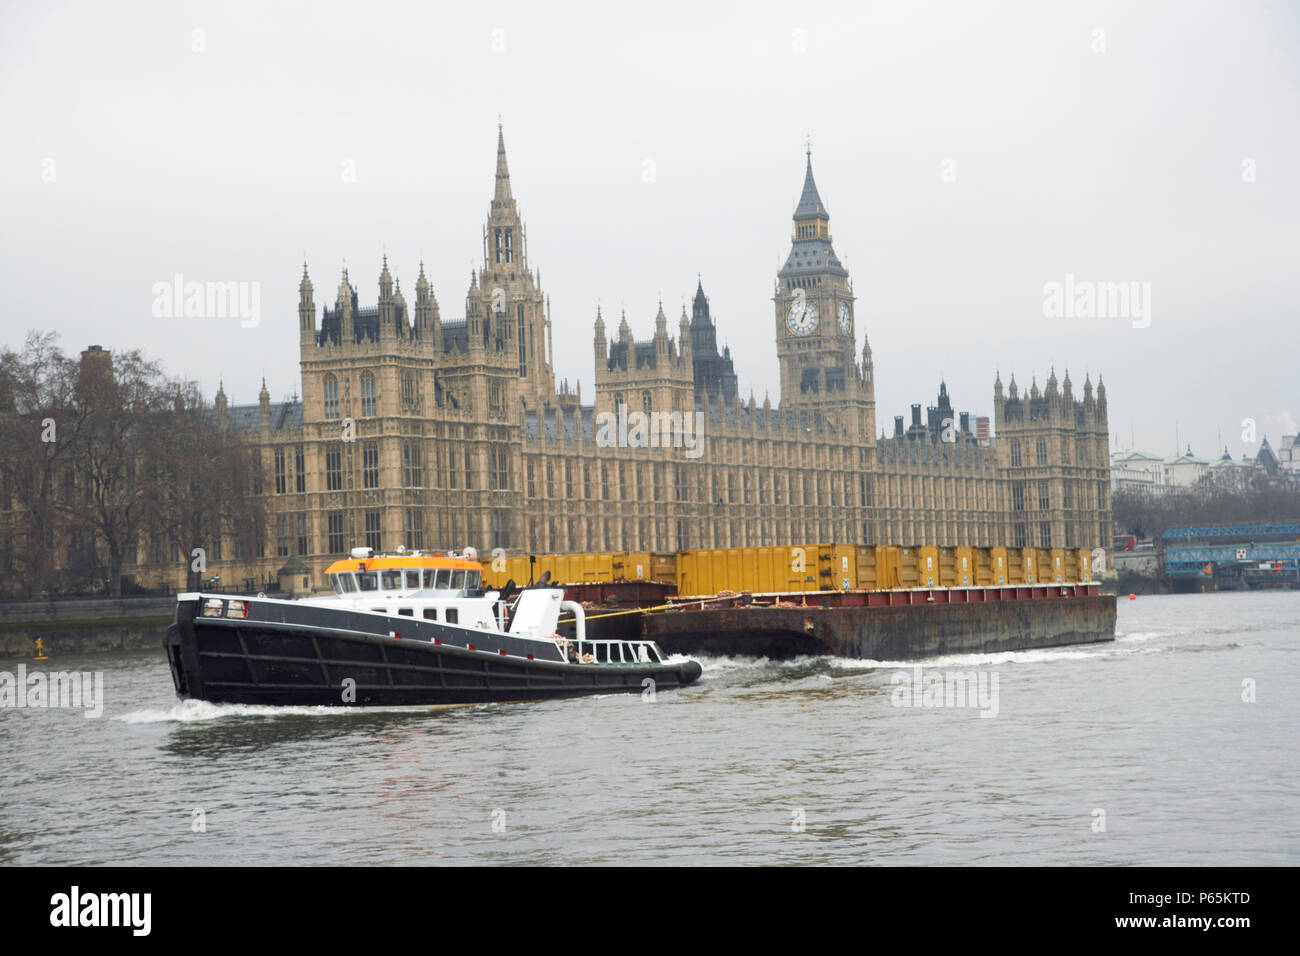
[0,333,87,598]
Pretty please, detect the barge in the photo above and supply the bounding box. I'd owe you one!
[519,542,1119,658]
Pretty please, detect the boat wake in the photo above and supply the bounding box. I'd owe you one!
[118,699,462,724]
[691,629,1243,684]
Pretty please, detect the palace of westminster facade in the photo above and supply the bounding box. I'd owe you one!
[137,126,1112,591]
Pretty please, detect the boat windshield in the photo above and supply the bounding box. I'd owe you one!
[357,571,378,591]
[380,570,403,590]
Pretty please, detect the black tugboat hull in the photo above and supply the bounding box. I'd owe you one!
[164,596,701,707]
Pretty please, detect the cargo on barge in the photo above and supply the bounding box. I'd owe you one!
[508,543,1116,659]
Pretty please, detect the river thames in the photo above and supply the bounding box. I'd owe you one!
[2,590,1296,865]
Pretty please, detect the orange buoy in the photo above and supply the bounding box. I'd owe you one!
[1128,593,1136,600]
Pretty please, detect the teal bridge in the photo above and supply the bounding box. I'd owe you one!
[1163,522,1300,576]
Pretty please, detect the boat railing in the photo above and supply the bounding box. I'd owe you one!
[554,637,664,665]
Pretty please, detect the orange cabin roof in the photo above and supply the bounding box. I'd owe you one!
[324,555,484,575]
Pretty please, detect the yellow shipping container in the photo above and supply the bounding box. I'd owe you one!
[953,547,975,587]
[916,545,939,587]
[1076,548,1093,583]
[986,546,1007,585]
[897,547,919,588]
[1049,548,1066,583]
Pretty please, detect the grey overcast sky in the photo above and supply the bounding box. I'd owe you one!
[2,0,1297,459]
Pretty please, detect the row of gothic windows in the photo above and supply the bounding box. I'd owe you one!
[323,371,418,419]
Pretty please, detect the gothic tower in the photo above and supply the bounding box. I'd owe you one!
[475,122,555,412]
[773,147,874,440]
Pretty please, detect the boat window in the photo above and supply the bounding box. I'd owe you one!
[398,608,413,617]
[340,574,357,593]
[445,608,459,624]
[381,570,403,590]
[451,570,467,590]
[422,608,438,620]
[469,570,481,590]
[330,574,343,596]
[405,570,422,590]
[424,568,441,589]
[357,571,378,591]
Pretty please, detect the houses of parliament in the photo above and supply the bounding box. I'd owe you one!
[143,126,1112,592]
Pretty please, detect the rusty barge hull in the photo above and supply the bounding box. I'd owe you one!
[641,586,1117,660]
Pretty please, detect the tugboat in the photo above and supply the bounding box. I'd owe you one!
[163,547,702,706]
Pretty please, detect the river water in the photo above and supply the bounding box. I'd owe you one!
[1,591,1296,865]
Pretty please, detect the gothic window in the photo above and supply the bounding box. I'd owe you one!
[1038,480,1050,510]
[494,228,503,263]
[326,448,342,491]
[405,510,424,551]
[505,228,513,264]
[642,391,652,415]
[403,442,422,487]
[1036,438,1048,465]
[401,371,416,408]
[363,442,379,489]
[295,447,305,492]
[297,515,308,555]
[274,450,286,494]
[518,304,527,376]
[365,510,381,551]
[490,447,509,490]
[1013,522,1026,549]
[323,374,339,420]
[361,372,377,417]
[491,510,511,550]
[1010,439,1022,467]
[276,516,289,557]
[1040,522,1052,548]
[327,512,344,553]
[614,393,625,417]
[1012,482,1025,511]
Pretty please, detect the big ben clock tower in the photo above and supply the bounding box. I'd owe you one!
[774,145,875,440]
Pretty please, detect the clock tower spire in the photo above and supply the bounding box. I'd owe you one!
[774,145,874,440]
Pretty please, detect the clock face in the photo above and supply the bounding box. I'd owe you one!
[837,302,852,334]
[786,301,818,335]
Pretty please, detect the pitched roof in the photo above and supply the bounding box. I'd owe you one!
[794,153,828,220]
